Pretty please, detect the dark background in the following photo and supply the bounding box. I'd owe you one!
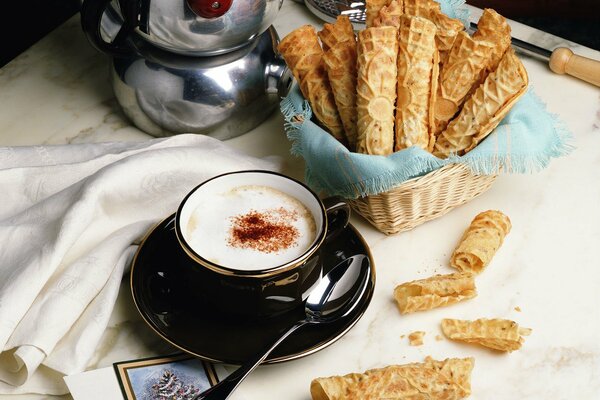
[0,0,599,67]
[1,0,80,66]
[468,0,600,50]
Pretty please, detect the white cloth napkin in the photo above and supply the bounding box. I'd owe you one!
[0,134,280,394]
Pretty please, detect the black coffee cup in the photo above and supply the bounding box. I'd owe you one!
[174,170,350,318]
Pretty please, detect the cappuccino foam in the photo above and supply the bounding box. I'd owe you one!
[185,185,318,271]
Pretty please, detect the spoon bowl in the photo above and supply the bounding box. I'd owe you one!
[196,254,371,399]
[305,255,370,323]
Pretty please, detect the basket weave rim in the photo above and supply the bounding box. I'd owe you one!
[348,162,497,234]
[364,163,494,196]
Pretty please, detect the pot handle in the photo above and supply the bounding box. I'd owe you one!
[266,28,293,99]
[266,57,293,99]
[81,0,139,56]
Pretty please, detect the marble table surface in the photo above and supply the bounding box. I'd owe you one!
[1,2,599,399]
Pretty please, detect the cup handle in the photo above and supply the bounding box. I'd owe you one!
[322,196,350,242]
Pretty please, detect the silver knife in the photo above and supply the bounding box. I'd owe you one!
[470,22,600,87]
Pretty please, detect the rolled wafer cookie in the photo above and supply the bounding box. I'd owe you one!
[428,5,465,64]
[433,48,528,157]
[310,357,474,400]
[278,26,345,143]
[395,15,438,152]
[355,26,398,155]
[405,1,465,65]
[473,8,512,75]
[323,41,359,149]
[318,15,355,52]
[394,272,476,314]
[365,0,393,28]
[450,210,512,274]
[372,0,404,28]
[403,0,437,17]
[442,318,532,352]
[434,31,495,135]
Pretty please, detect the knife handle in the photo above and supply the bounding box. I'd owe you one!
[549,47,600,87]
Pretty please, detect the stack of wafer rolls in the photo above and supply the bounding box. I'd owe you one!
[277,25,345,143]
[278,5,527,158]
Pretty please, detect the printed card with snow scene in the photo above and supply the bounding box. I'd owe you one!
[114,353,219,400]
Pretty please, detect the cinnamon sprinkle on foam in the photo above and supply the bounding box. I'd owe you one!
[228,207,300,253]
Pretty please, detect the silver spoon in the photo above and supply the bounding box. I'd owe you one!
[196,254,371,400]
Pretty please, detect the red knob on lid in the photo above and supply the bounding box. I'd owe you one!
[187,0,233,18]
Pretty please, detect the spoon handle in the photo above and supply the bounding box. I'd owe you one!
[195,320,308,400]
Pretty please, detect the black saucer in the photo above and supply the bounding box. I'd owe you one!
[130,214,376,365]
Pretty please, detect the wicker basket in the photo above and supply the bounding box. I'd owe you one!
[347,164,496,235]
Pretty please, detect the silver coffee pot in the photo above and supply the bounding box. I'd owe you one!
[81,0,292,139]
[111,27,291,138]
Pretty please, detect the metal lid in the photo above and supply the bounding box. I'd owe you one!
[304,0,366,26]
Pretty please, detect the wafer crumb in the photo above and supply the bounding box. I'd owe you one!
[435,335,444,341]
[514,306,521,312]
[408,331,426,346]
